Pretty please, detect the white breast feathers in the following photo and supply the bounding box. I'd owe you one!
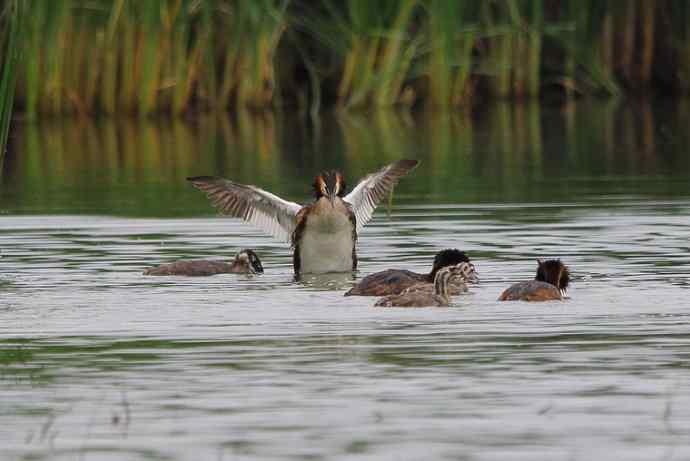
[298,199,355,273]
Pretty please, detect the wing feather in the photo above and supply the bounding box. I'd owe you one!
[343,159,419,233]
[187,176,302,243]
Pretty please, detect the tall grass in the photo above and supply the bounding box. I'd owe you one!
[422,0,478,107]
[544,0,619,97]
[670,0,690,93]
[296,0,420,109]
[1,0,23,165]
[17,0,288,117]
[7,0,690,117]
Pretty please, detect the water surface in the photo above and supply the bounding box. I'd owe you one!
[2,101,690,460]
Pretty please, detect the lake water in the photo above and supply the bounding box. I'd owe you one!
[2,100,690,460]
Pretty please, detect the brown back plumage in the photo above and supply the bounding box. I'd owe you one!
[345,249,474,296]
[499,259,570,302]
[536,259,570,292]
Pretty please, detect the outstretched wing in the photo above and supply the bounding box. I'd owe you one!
[344,159,419,233]
[187,176,302,243]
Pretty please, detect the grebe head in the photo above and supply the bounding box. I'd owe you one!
[536,259,569,292]
[237,249,264,274]
[453,261,479,284]
[433,265,456,299]
[313,170,346,205]
[433,262,479,297]
[430,249,470,279]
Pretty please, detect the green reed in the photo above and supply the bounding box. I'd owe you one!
[297,0,420,109]
[0,0,23,162]
[17,0,288,116]
[570,0,619,96]
[7,0,690,117]
[422,0,478,107]
[670,0,690,93]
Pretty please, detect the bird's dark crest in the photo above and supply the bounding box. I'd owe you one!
[239,249,264,273]
[536,259,569,292]
[430,249,470,279]
[313,170,346,199]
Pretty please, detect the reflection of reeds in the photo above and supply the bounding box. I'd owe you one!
[337,109,417,172]
[9,111,289,214]
[563,99,620,171]
[8,101,690,213]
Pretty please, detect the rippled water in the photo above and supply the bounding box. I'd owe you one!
[2,102,690,460]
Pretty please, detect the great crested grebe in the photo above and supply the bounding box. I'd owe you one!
[143,249,263,276]
[498,259,570,301]
[374,263,472,307]
[345,249,472,296]
[188,160,418,275]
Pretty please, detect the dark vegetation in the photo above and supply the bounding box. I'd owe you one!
[2,0,690,119]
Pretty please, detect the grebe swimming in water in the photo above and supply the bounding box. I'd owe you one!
[498,259,569,301]
[345,249,473,296]
[374,262,475,307]
[400,260,478,295]
[188,160,418,276]
[143,249,263,276]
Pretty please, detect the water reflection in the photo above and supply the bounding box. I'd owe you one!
[2,100,689,216]
[297,272,358,291]
[2,98,690,459]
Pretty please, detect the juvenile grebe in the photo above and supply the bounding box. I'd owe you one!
[188,160,418,275]
[402,261,478,294]
[345,249,472,296]
[498,259,570,301]
[143,249,263,276]
[374,263,471,307]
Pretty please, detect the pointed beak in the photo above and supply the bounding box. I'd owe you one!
[455,264,479,284]
[252,259,264,274]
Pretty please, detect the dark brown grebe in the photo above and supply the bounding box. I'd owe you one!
[143,249,263,276]
[374,263,474,307]
[498,259,570,301]
[345,249,473,296]
[188,160,418,275]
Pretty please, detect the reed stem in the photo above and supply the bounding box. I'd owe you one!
[5,0,690,117]
[1,0,23,165]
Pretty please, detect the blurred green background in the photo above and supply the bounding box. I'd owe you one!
[2,100,689,216]
[2,0,690,118]
[2,0,690,213]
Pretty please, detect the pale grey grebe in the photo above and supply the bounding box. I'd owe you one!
[374,262,475,307]
[345,249,472,296]
[188,160,418,275]
[143,249,263,276]
[498,259,570,301]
